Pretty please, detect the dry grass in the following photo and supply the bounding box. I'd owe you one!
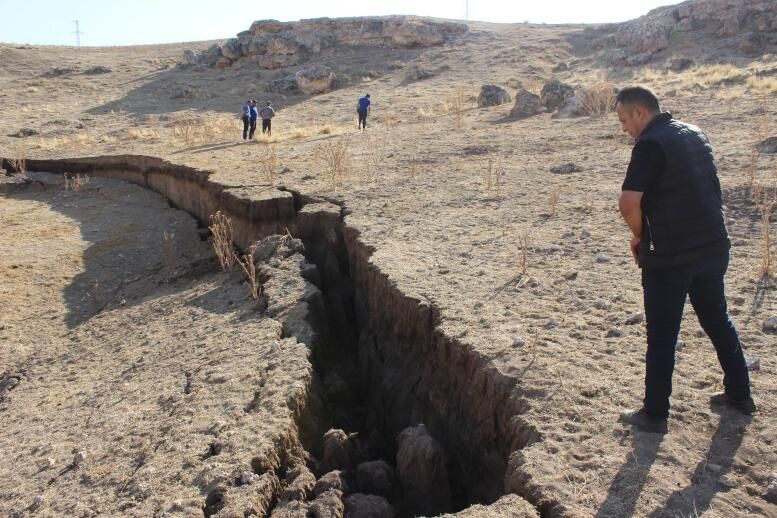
[64,173,90,192]
[209,211,237,271]
[517,232,529,277]
[753,182,777,278]
[237,244,263,303]
[746,76,777,93]
[484,157,504,197]
[260,145,277,186]
[316,137,353,191]
[363,130,390,182]
[163,230,176,279]
[680,64,747,88]
[7,143,27,175]
[547,188,561,216]
[578,82,616,116]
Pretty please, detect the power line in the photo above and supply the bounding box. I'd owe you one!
[72,20,84,47]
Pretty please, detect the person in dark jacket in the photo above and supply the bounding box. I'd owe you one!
[241,99,251,140]
[248,100,259,140]
[616,86,756,434]
[356,93,370,130]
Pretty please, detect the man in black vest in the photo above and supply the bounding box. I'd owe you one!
[616,86,756,434]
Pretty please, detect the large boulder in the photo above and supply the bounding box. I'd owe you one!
[396,424,451,515]
[477,85,512,107]
[221,38,242,60]
[757,137,777,154]
[510,89,542,119]
[182,49,199,65]
[295,65,336,95]
[540,79,575,112]
[389,21,447,47]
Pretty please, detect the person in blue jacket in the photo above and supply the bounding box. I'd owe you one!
[241,99,251,140]
[248,100,259,140]
[356,94,371,131]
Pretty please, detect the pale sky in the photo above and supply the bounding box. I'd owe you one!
[0,0,679,47]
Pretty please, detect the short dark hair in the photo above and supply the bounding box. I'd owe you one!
[616,86,660,113]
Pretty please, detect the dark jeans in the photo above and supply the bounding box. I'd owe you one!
[242,116,250,140]
[357,109,368,129]
[249,118,257,139]
[641,250,750,418]
[262,119,271,135]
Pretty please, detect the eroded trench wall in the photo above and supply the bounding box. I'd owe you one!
[10,156,558,516]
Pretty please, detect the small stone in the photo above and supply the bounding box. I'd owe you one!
[240,471,257,485]
[675,341,685,352]
[765,474,777,504]
[625,312,644,325]
[550,162,583,174]
[731,295,745,305]
[580,230,592,240]
[606,328,623,338]
[31,495,44,509]
[512,338,525,348]
[73,450,87,466]
[762,316,777,333]
[564,271,578,280]
[473,301,484,309]
[596,253,610,263]
[695,329,705,338]
[544,318,559,329]
[745,356,760,371]
[706,462,722,473]
[593,298,608,310]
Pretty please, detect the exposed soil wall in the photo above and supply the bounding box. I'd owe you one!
[6,156,556,516]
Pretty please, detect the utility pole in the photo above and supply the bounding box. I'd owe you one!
[72,20,83,47]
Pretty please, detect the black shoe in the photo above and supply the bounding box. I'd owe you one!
[619,408,668,434]
[710,392,757,415]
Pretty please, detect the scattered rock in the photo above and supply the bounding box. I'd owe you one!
[510,89,542,119]
[540,79,575,112]
[30,496,44,510]
[762,316,777,333]
[314,471,348,497]
[343,494,394,518]
[73,450,87,466]
[307,489,344,518]
[405,65,435,81]
[462,145,495,156]
[83,65,112,75]
[676,341,685,351]
[596,253,610,263]
[512,338,525,348]
[356,460,395,499]
[745,356,760,371]
[267,76,299,94]
[0,372,21,401]
[8,128,39,138]
[552,61,570,72]
[625,312,644,325]
[544,318,560,329]
[756,137,777,154]
[170,86,195,100]
[240,471,258,485]
[668,57,695,72]
[625,51,654,66]
[477,85,512,107]
[564,271,578,280]
[182,49,199,65]
[593,298,608,310]
[606,328,624,338]
[396,424,451,515]
[295,65,335,95]
[550,162,582,174]
[765,473,777,504]
[40,67,77,78]
[321,429,359,473]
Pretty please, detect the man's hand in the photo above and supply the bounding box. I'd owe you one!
[630,235,641,264]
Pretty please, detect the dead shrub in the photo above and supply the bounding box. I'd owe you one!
[364,130,389,181]
[209,211,237,271]
[748,148,759,189]
[517,232,529,277]
[64,173,90,192]
[317,137,352,191]
[237,244,263,303]
[7,144,26,175]
[578,82,616,116]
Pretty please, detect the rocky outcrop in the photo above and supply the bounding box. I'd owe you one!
[540,79,575,112]
[477,85,512,107]
[608,0,777,64]
[185,16,467,71]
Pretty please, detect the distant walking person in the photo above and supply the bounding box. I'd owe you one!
[356,93,371,130]
[241,99,251,140]
[249,99,259,140]
[259,101,276,136]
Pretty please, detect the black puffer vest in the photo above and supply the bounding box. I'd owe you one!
[637,113,729,269]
